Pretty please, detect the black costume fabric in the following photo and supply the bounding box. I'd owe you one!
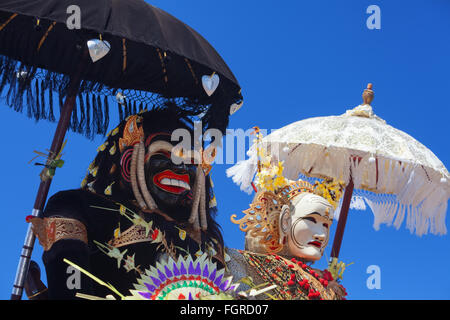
[42,189,221,299]
[0,0,243,136]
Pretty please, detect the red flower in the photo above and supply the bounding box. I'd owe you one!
[298,279,310,290]
[287,280,295,286]
[151,229,159,240]
[291,258,297,263]
[288,264,295,269]
[308,290,321,299]
[322,269,334,281]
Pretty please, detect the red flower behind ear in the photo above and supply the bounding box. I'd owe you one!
[151,229,159,240]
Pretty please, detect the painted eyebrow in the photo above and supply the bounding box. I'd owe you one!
[304,212,333,222]
[305,212,322,218]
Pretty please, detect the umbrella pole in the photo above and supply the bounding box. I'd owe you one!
[10,54,87,300]
[330,177,354,259]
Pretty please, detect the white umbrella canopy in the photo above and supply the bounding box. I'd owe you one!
[228,85,450,239]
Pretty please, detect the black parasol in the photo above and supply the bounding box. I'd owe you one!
[0,0,242,300]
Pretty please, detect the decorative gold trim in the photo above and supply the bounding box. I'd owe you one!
[29,217,88,251]
[184,58,198,85]
[231,191,288,254]
[27,287,48,300]
[118,115,144,153]
[156,48,168,84]
[0,13,18,32]
[37,21,57,52]
[108,225,155,248]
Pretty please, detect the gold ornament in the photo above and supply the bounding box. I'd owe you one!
[119,115,144,153]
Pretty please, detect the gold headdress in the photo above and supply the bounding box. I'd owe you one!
[231,127,345,254]
[231,179,344,254]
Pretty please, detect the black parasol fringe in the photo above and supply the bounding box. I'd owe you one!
[25,78,35,120]
[92,94,99,135]
[40,80,47,120]
[85,92,92,139]
[0,55,231,137]
[7,73,22,114]
[34,80,43,120]
[48,80,55,122]
[78,93,85,134]
[96,95,103,134]
[103,95,109,133]
[132,100,137,115]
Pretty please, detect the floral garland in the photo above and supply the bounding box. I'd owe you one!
[241,250,348,300]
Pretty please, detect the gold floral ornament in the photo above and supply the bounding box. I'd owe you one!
[313,179,345,210]
[251,127,289,193]
[118,115,144,153]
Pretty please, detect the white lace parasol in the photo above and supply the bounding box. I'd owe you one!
[228,88,449,237]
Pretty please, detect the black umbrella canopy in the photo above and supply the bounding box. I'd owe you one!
[0,0,242,135]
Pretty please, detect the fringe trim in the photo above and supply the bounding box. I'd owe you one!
[227,141,449,236]
[0,55,225,137]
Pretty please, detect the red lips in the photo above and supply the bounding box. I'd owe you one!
[153,170,190,194]
[308,241,322,248]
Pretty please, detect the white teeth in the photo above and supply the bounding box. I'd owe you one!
[160,178,191,191]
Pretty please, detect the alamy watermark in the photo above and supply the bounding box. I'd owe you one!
[169,122,281,166]
[366,264,381,290]
[366,5,381,30]
[66,265,81,290]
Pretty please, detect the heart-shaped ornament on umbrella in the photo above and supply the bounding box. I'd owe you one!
[230,101,243,115]
[202,74,220,96]
[87,39,111,63]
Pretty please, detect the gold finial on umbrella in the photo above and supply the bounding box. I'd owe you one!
[362,83,374,105]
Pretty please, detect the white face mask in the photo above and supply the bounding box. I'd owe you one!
[279,193,333,261]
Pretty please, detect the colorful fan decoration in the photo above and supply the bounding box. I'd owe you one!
[129,254,239,300]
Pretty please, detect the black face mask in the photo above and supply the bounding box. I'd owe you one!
[144,140,197,222]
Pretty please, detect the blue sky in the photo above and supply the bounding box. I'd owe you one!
[1,0,449,299]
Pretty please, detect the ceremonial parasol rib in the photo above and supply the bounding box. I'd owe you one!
[0,0,243,300]
[228,84,449,259]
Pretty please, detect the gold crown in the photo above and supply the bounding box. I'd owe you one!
[279,179,345,210]
[231,178,344,254]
